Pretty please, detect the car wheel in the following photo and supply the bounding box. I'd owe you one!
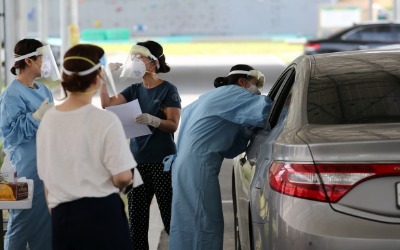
[232,168,241,250]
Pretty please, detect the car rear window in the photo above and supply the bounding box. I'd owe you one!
[345,25,393,42]
[307,70,400,124]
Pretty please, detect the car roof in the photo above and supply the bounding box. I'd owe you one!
[303,49,400,78]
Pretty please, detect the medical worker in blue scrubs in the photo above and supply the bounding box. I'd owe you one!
[167,64,272,250]
[0,38,59,250]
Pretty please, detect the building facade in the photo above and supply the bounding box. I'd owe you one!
[27,0,333,39]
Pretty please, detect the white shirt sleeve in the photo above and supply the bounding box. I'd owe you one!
[102,115,137,176]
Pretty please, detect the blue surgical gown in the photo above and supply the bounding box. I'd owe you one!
[169,85,272,250]
[0,79,53,250]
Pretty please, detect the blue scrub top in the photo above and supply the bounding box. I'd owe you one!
[121,81,181,163]
[168,85,272,249]
[176,85,271,159]
[0,79,54,249]
[0,79,53,180]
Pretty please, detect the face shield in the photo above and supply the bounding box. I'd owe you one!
[119,45,160,79]
[63,54,118,97]
[228,69,265,89]
[15,45,61,81]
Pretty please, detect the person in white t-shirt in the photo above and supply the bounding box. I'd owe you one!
[37,44,136,250]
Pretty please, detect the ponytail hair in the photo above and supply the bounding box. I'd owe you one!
[213,64,254,88]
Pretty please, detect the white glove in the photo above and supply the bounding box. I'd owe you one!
[33,98,53,121]
[108,62,123,72]
[135,113,161,128]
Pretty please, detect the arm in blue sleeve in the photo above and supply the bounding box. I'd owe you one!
[0,96,40,147]
[223,127,253,158]
[219,87,273,128]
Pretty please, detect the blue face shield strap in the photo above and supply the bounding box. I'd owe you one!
[99,54,107,67]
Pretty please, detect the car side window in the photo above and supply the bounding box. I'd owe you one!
[307,68,400,124]
[268,69,296,129]
[345,25,393,42]
[267,67,293,102]
[394,25,400,41]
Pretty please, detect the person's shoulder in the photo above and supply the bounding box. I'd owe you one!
[84,106,121,127]
[213,85,242,94]
[124,82,142,91]
[34,81,48,88]
[0,81,21,100]
[40,106,56,124]
[161,80,178,89]
[95,107,120,122]
[217,85,240,90]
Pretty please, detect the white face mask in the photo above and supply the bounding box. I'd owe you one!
[30,58,51,78]
[40,59,51,78]
[243,79,260,95]
[246,84,260,94]
[131,58,147,78]
[120,57,147,79]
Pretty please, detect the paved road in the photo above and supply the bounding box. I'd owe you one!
[76,54,287,249]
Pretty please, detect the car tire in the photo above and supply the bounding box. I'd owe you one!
[232,168,242,250]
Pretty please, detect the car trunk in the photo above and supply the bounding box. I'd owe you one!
[296,123,400,223]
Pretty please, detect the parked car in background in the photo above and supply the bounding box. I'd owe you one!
[304,22,400,54]
[232,49,400,250]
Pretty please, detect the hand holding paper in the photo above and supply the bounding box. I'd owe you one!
[105,100,152,138]
[135,113,161,128]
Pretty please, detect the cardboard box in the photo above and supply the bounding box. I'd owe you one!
[0,182,29,201]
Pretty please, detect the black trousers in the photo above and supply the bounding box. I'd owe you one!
[51,193,133,250]
[128,163,172,250]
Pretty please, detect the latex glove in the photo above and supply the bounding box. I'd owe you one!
[108,62,123,72]
[33,98,53,121]
[135,113,161,128]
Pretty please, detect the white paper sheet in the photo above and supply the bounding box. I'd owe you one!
[105,99,152,138]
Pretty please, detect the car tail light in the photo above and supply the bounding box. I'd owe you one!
[269,162,400,203]
[304,42,320,52]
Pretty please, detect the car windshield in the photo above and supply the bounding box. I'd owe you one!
[307,62,400,124]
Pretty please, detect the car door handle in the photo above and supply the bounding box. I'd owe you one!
[358,45,369,50]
